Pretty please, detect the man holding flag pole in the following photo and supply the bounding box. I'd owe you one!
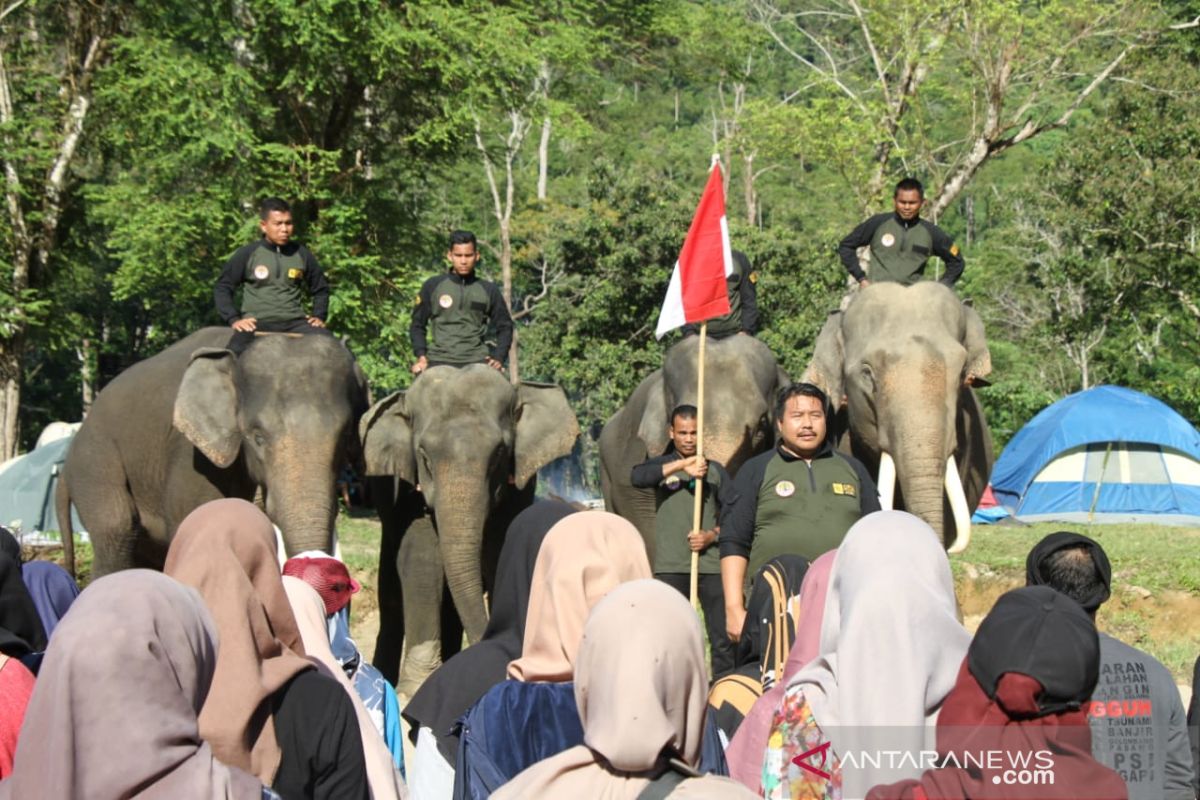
[653,155,738,616]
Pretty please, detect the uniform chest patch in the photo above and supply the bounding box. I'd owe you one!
[831,482,857,497]
[664,474,682,490]
[775,480,795,498]
[438,293,454,309]
[253,264,269,280]
[880,233,895,247]
[287,268,302,280]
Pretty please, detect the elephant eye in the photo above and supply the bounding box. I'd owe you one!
[253,431,266,448]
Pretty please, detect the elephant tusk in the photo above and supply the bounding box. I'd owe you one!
[877,451,897,511]
[945,455,971,553]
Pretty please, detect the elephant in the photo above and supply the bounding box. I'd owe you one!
[56,328,367,577]
[599,334,789,561]
[359,364,579,694]
[803,281,993,551]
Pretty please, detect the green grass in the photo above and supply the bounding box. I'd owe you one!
[33,514,1200,685]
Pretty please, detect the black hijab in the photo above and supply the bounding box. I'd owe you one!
[1025,530,1112,612]
[0,526,21,564]
[0,551,48,656]
[967,585,1100,714]
[735,554,810,684]
[402,499,577,761]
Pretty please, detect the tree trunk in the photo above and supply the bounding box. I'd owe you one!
[78,336,95,417]
[742,152,757,227]
[0,339,22,460]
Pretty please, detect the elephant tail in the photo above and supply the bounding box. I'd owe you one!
[55,470,76,579]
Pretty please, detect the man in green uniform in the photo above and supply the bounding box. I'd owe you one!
[410,230,514,373]
[682,249,759,339]
[719,383,879,640]
[215,197,332,353]
[631,404,738,676]
[838,177,964,287]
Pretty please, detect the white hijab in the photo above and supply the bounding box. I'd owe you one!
[784,511,969,798]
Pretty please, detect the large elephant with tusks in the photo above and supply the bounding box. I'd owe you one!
[360,365,579,694]
[599,334,789,562]
[804,281,993,551]
[56,328,368,577]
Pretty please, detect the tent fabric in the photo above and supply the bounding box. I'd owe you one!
[991,386,1200,523]
[0,435,84,542]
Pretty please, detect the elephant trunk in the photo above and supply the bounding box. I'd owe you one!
[432,467,492,644]
[895,452,947,541]
[702,430,745,471]
[265,474,338,556]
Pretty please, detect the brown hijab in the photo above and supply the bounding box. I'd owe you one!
[164,498,313,784]
[494,580,756,799]
[507,511,652,682]
[0,570,261,799]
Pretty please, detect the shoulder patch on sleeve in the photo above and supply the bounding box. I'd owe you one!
[748,270,758,284]
[949,244,960,257]
[413,294,422,306]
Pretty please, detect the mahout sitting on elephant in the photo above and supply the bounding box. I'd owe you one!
[359,364,579,695]
[57,327,368,577]
[804,280,992,550]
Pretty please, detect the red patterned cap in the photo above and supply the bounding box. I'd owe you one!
[282,556,361,615]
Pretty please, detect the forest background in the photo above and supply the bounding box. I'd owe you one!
[3,0,1199,493]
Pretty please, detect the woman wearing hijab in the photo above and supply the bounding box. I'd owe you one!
[283,576,407,800]
[403,500,576,799]
[0,528,19,564]
[494,579,757,799]
[165,498,370,800]
[283,554,404,771]
[0,569,263,799]
[725,549,837,789]
[762,511,970,799]
[0,552,46,661]
[708,555,809,745]
[20,560,79,639]
[453,510,652,799]
[866,586,1127,800]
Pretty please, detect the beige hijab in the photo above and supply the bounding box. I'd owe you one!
[282,576,407,800]
[494,580,756,799]
[164,499,313,785]
[0,570,261,799]
[783,511,970,798]
[507,511,652,682]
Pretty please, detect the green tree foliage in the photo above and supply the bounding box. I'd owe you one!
[3,0,1197,481]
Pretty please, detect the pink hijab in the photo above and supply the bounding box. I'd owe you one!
[725,549,837,788]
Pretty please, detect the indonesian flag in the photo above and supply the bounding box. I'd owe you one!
[654,162,734,339]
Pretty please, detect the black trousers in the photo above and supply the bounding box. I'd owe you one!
[657,571,737,679]
[227,318,333,354]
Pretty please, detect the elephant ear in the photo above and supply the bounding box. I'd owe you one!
[962,304,993,386]
[359,391,416,482]
[514,381,580,490]
[174,347,241,468]
[803,310,846,411]
[635,371,670,456]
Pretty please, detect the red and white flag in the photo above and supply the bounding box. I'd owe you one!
[655,161,734,339]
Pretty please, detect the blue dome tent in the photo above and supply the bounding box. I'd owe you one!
[991,386,1200,524]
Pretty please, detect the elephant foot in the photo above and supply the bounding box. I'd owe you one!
[396,639,442,701]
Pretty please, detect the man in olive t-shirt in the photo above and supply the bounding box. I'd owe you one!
[631,404,737,676]
[410,230,514,374]
[838,177,964,288]
[719,383,879,641]
[214,197,333,354]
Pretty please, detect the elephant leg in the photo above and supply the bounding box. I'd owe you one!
[370,478,406,685]
[396,513,444,700]
[440,581,463,662]
[83,488,139,579]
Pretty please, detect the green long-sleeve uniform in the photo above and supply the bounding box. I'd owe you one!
[838,212,964,286]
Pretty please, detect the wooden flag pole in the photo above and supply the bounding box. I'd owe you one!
[689,321,707,610]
